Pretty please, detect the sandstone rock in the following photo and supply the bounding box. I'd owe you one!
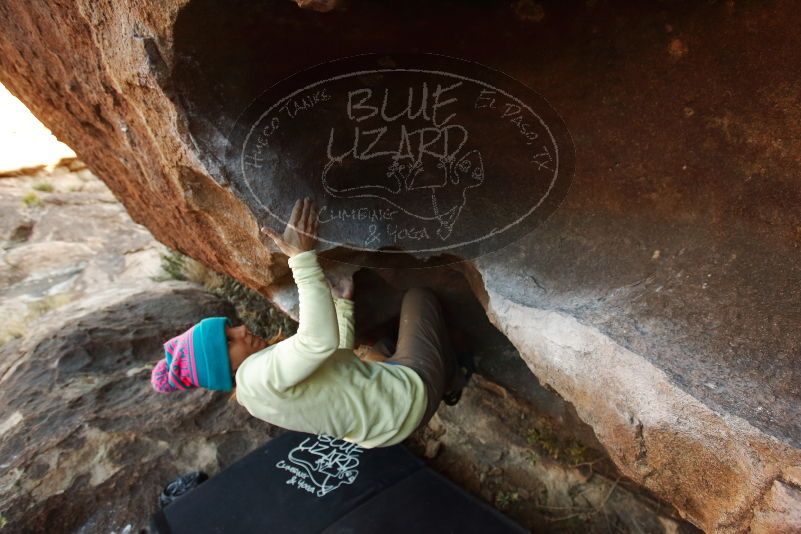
[0,198,32,246]
[0,170,279,532]
[407,375,693,532]
[0,281,275,533]
[0,169,168,346]
[750,481,801,534]
[1,1,800,531]
[424,439,442,460]
[293,0,341,12]
[3,241,94,277]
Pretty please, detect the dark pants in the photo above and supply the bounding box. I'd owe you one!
[375,287,457,432]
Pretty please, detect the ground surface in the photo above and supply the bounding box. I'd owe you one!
[1,1,799,529]
[0,165,693,532]
[172,4,801,528]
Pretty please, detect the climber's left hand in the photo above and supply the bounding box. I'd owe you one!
[260,197,318,258]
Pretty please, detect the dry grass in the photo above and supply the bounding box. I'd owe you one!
[32,182,54,192]
[526,421,589,467]
[21,192,42,207]
[156,249,296,341]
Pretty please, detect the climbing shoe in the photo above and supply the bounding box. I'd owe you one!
[159,471,208,509]
[443,350,476,406]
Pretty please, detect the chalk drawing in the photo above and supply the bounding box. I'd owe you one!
[275,434,364,497]
[240,68,562,253]
[228,54,575,267]
[322,144,484,240]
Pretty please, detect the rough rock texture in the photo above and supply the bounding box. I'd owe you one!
[0,163,168,345]
[749,479,801,534]
[0,281,277,533]
[0,169,278,532]
[0,169,694,532]
[408,375,697,533]
[1,1,800,532]
[0,0,281,294]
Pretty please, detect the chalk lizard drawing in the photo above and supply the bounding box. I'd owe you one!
[283,435,363,497]
[321,148,485,241]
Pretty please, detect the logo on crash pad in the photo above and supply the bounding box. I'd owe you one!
[274,434,363,497]
[227,54,574,268]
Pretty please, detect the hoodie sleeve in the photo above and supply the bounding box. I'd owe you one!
[254,249,339,390]
[333,296,355,350]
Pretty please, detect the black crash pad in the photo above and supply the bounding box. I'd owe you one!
[151,431,526,534]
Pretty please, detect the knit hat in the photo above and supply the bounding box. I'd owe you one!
[151,317,234,393]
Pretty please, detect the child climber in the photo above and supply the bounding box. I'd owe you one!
[151,197,464,448]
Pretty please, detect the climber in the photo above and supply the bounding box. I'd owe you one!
[150,197,470,448]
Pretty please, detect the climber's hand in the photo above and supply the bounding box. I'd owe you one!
[327,274,354,300]
[260,197,318,258]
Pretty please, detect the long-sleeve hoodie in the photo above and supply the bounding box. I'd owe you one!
[234,249,427,448]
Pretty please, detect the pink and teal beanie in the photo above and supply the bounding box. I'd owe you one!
[151,317,234,393]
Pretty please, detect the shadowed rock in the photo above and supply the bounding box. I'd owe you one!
[1,1,800,531]
[0,282,276,533]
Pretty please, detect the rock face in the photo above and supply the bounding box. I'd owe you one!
[0,281,276,533]
[0,169,278,532]
[0,163,168,345]
[410,376,695,532]
[0,168,695,532]
[1,1,800,532]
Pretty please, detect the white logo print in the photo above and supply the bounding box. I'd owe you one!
[275,434,364,497]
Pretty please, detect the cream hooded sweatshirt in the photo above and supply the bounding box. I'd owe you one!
[235,249,426,448]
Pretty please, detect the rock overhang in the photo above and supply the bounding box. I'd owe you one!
[169,0,800,447]
[1,0,800,530]
[169,1,801,529]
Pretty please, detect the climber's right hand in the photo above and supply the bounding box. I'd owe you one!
[327,274,354,300]
[260,197,318,258]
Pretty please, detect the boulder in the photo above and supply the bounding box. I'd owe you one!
[0,168,693,532]
[0,281,276,533]
[1,1,799,531]
[409,376,694,532]
[0,168,167,345]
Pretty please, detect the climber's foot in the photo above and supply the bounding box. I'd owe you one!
[442,349,476,406]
